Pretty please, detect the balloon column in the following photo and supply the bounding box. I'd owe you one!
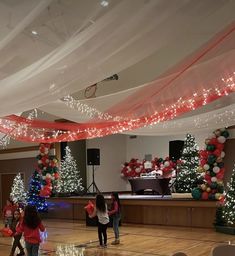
[192,128,229,200]
[36,143,60,197]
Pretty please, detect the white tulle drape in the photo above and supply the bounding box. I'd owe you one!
[0,0,190,117]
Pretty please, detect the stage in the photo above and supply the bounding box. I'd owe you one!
[46,193,217,228]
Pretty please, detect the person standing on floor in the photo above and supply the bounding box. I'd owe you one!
[16,205,45,256]
[89,194,109,248]
[108,192,121,245]
[9,209,25,256]
[3,199,14,228]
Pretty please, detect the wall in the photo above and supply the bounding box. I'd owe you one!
[126,131,209,160]
[86,134,127,192]
[0,157,36,210]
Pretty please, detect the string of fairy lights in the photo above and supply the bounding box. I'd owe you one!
[61,95,125,121]
[0,71,234,143]
[0,109,38,148]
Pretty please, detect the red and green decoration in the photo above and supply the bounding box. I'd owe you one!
[121,157,177,178]
[192,128,229,200]
[37,143,59,197]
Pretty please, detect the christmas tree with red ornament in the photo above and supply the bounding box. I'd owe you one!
[192,128,229,200]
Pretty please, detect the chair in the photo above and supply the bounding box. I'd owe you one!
[211,244,235,256]
[171,253,188,256]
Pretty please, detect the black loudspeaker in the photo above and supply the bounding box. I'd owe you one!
[87,148,100,165]
[169,140,184,161]
[61,142,67,160]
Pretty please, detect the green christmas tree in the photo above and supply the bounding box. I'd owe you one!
[175,134,200,193]
[57,146,84,195]
[27,170,48,212]
[10,173,27,205]
[223,165,235,225]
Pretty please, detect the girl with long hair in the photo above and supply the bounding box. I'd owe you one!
[16,205,45,256]
[89,194,109,248]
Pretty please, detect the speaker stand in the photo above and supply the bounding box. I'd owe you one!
[86,165,100,194]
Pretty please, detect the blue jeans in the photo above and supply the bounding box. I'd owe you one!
[112,215,120,240]
[25,241,39,256]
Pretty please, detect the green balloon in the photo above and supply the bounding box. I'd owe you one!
[221,130,229,138]
[217,185,224,193]
[210,171,216,177]
[208,154,216,164]
[192,188,202,200]
[210,182,217,189]
[207,144,215,151]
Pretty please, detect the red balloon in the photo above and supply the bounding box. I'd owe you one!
[213,149,221,157]
[216,144,224,151]
[210,138,218,145]
[216,172,224,180]
[202,191,209,200]
[54,172,59,179]
[1,227,13,237]
[84,201,95,215]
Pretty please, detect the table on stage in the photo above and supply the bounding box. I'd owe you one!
[128,178,171,195]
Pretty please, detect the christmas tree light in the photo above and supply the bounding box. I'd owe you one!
[223,165,235,225]
[10,173,27,205]
[57,146,84,195]
[175,134,200,193]
[27,170,48,212]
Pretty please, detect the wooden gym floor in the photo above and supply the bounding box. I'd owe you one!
[0,219,234,256]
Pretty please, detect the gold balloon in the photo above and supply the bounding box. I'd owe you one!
[201,184,206,191]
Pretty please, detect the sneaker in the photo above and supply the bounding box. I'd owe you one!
[111,239,120,245]
[17,252,25,256]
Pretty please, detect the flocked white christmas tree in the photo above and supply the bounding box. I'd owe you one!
[175,134,200,193]
[58,146,84,194]
[223,165,235,225]
[10,173,27,205]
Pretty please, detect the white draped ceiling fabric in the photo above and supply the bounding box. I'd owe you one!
[0,0,235,142]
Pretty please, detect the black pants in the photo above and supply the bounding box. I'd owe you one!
[98,222,108,246]
[11,234,24,254]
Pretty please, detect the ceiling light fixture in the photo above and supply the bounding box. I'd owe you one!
[31,30,38,35]
[100,1,109,7]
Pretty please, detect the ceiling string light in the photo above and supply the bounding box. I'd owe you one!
[62,95,125,121]
[0,71,234,143]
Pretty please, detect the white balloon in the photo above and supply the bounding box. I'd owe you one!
[217,136,226,143]
[221,151,225,158]
[46,173,51,178]
[38,160,42,164]
[213,166,220,173]
[203,164,210,171]
[135,167,141,173]
[164,161,170,167]
[211,177,217,182]
[120,173,125,177]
